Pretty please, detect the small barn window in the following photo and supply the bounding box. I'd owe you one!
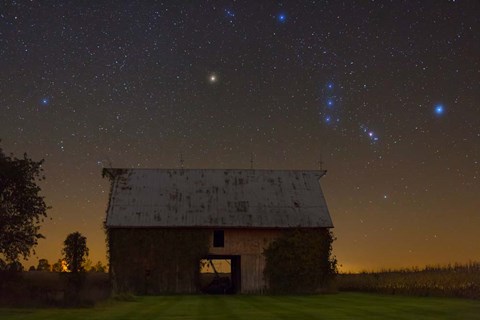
[213,230,224,247]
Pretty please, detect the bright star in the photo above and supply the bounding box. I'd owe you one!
[368,131,379,142]
[327,83,333,89]
[209,74,217,83]
[325,116,331,123]
[277,13,286,23]
[225,9,235,18]
[434,104,445,116]
[360,125,379,143]
[40,97,50,106]
[327,99,334,107]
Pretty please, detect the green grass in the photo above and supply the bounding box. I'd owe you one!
[1,293,479,319]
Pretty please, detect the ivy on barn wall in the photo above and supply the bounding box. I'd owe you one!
[263,229,337,294]
[108,228,210,294]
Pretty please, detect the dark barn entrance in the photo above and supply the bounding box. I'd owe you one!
[199,255,241,294]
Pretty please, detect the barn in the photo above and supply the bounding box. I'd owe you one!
[103,168,333,294]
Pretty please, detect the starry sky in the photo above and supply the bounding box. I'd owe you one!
[1,1,479,272]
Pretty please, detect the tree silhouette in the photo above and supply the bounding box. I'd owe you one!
[89,261,107,273]
[0,145,48,262]
[51,259,64,272]
[62,232,89,273]
[36,258,51,271]
[6,260,24,272]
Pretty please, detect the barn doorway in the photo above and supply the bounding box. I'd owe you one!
[199,255,241,294]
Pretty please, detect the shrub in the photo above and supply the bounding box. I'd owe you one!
[263,229,337,294]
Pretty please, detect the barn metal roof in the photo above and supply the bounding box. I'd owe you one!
[104,169,333,228]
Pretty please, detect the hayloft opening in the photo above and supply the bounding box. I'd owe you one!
[213,230,224,247]
[199,255,241,294]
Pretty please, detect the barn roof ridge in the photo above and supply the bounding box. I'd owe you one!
[104,167,328,173]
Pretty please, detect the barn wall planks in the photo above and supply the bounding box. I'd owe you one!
[110,227,329,294]
[208,229,283,293]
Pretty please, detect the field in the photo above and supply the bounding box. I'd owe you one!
[337,262,480,299]
[1,293,480,319]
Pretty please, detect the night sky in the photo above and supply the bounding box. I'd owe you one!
[1,1,479,271]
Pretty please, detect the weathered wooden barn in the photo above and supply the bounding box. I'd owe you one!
[104,168,333,294]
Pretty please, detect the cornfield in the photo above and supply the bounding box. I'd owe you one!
[337,262,480,299]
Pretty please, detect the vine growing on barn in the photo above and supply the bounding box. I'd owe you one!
[263,229,337,294]
[108,228,210,294]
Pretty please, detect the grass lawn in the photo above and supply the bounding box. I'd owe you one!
[1,293,479,319]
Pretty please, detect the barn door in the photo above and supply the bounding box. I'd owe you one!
[230,255,241,293]
[199,255,241,294]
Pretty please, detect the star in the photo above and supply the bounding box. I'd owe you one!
[368,131,379,142]
[327,99,334,107]
[360,125,379,143]
[327,83,334,90]
[225,9,235,18]
[209,74,217,83]
[434,104,445,116]
[277,13,287,23]
[40,97,50,106]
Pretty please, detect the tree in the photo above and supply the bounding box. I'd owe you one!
[0,145,48,262]
[51,259,64,272]
[94,261,107,272]
[62,232,89,273]
[6,260,24,272]
[83,258,93,272]
[36,258,51,271]
[89,261,107,273]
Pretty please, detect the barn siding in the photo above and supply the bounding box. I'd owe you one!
[208,229,283,293]
[109,227,327,294]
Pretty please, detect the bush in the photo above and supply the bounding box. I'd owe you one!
[263,229,337,294]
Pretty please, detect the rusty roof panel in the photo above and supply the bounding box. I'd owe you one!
[105,169,333,228]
